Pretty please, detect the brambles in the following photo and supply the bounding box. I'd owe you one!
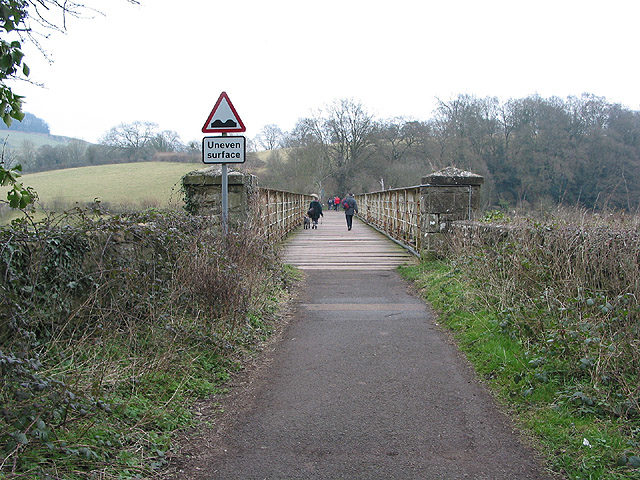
[0,205,290,478]
[447,209,640,416]
[425,207,640,477]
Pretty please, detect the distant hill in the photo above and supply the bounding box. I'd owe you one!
[246,148,290,176]
[19,161,196,209]
[1,161,199,223]
[0,112,87,151]
[0,130,87,150]
[0,112,50,134]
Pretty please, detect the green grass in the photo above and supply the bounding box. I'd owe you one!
[399,260,640,480]
[1,162,203,222]
[22,162,200,207]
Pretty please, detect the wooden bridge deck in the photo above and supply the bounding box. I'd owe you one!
[282,210,415,270]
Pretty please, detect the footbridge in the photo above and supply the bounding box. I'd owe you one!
[181,166,485,264]
[282,210,413,270]
[178,166,553,479]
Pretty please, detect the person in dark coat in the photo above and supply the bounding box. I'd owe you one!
[343,193,358,231]
[308,194,323,229]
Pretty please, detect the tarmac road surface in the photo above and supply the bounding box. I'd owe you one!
[172,214,556,479]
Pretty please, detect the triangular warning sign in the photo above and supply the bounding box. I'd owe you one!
[202,92,246,133]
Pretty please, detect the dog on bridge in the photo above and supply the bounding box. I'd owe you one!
[303,216,311,229]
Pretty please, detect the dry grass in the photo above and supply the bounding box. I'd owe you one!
[445,206,640,418]
[0,206,291,479]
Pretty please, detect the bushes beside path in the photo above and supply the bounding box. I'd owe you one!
[0,206,296,479]
[401,209,640,480]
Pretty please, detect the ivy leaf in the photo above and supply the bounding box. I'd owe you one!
[0,53,12,70]
[22,62,29,76]
[7,188,21,208]
[12,432,28,444]
[19,191,31,208]
[11,48,24,65]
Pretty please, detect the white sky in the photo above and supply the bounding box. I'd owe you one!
[13,0,640,145]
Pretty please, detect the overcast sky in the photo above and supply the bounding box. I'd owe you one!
[14,0,640,145]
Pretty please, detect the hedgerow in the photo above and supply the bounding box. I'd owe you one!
[405,208,640,478]
[0,205,291,479]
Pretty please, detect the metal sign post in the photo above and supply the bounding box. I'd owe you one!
[221,133,228,234]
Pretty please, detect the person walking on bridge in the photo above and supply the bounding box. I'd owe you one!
[343,193,358,231]
[308,194,323,229]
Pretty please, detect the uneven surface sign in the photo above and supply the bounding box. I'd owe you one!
[202,92,246,133]
[202,136,246,164]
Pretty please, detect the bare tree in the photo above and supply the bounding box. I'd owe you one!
[323,99,376,193]
[256,124,284,150]
[149,130,184,152]
[376,117,425,163]
[100,121,158,160]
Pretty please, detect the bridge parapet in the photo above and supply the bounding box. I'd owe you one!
[182,167,311,240]
[182,166,482,252]
[355,186,422,252]
[254,188,313,241]
[356,167,484,255]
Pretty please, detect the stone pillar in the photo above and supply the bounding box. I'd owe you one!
[181,167,257,225]
[420,166,484,253]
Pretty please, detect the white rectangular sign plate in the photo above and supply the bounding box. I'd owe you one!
[202,136,246,164]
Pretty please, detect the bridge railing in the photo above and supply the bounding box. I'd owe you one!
[355,181,481,254]
[355,186,422,252]
[182,166,484,254]
[254,188,313,241]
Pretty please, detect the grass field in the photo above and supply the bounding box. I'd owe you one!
[1,162,203,219]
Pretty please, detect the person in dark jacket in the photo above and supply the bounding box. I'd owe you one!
[343,193,358,231]
[308,194,323,229]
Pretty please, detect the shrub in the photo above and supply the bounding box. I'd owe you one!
[0,205,289,478]
[445,207,640,419]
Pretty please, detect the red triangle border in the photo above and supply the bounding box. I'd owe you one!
[201,92,246,133]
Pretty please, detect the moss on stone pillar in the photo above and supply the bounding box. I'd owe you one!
[181,167,257,226]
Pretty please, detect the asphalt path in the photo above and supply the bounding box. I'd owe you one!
[197,263,555,479]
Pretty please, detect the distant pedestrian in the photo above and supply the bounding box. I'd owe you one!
[307,194,323,229]
[343,193,358,231]
[334,196,341,211]
[328,198,334,210]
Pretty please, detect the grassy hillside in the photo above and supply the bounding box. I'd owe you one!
[247,148,290,176]
[0,130,82,150]
[1,162,203,220]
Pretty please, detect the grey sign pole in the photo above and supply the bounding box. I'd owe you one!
[221,132,228,234]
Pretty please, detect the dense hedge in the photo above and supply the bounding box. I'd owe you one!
[445,211,640,421]
[0,206,291,479]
